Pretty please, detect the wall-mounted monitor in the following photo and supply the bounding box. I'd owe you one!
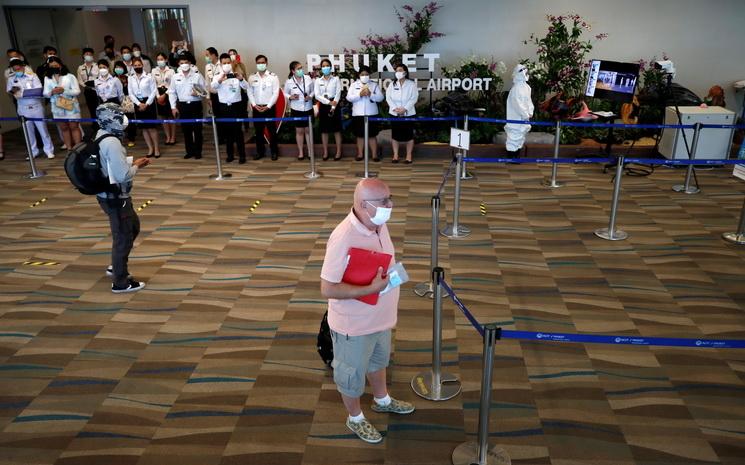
[585,60,640,103]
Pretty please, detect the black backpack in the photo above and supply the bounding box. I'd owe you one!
[317,311,333,367]
[64,134,120,195]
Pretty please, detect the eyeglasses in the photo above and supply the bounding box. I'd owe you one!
[365,196,393,207]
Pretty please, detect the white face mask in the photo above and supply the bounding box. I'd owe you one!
[221,63,233,73]
[360,75,370,84]
[179,63,190,73]
[366,201,392,225]
[133,50,141,58]
[230,54,237,61]
[395,71,405,80]
[99,68,109,77]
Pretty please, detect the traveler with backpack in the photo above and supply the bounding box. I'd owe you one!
[319,178,414,444]
[94,103,150,293]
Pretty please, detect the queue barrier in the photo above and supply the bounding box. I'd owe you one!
[414,266,745,465]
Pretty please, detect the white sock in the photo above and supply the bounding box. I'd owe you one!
[374,394,391,406]
[349,412,366,423]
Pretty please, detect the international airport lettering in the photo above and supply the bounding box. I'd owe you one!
[306,53,494,92]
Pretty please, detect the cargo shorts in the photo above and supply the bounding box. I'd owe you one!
[330,329,391,398]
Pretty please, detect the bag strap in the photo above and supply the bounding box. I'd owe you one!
[93,133,118,145]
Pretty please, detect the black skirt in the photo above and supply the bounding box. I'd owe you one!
[352,115,379,138]
[134,103,158,128]
[290,109,312,128]
[156,87,171,118]
[318,103,342,133]
[391,117,414,142]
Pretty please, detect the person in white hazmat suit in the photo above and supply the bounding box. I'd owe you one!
[504,63,534,156]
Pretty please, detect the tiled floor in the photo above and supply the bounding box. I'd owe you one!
[1,131,744,465]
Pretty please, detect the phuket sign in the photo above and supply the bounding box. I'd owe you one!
[306,53,494,92]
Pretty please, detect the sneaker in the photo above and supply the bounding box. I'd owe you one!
[111,279,146,294]
[46,152,55,159]
[371,397,415,415]
[60,144,68,150]
[127,142,135,148]
[346,417,382,444]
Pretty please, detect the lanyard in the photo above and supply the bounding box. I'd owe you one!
[320,76,335,99]
[293,75,306,97]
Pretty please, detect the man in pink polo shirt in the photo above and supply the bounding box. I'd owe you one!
[320,178,415,444]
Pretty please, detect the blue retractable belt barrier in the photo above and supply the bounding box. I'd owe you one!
[439,279,745,349]
[464,157,614,164]
[368,116,462,122]
[214,116,307,123]
[463,157,745,166]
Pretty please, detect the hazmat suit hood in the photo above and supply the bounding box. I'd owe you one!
[512,64,529,83]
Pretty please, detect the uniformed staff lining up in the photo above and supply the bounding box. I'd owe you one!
[3,38,423,165]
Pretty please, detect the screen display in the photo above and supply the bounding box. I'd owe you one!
[585,60,640,103]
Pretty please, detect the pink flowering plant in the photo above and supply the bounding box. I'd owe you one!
[344,2,445,61]
[637,53,671,97]
[524,13,607,101]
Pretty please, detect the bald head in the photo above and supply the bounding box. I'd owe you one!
[354,178,389,206]
[352,178,391,230]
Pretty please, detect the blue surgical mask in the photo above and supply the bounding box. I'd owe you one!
[295,69,304,78]
[15,71,24,78]
[321,66,331,76]
[122,53,132,61]
[256,63,267,72]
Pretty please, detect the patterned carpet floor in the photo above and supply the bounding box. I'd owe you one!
[1,130,744,465]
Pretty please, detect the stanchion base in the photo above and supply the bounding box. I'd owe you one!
[722,232,745,245]
[452,441,511,465]
[209,173,233,180]
[24,170,47,180]
[441,224,471,239]
[304,171,322,179]
[354,171,378,179]
[594,227,628,241]
[413,281,450,298]
[672,184,700,194]
[411,371,461,401]
[461,171,475,180]
[541,177,564,188]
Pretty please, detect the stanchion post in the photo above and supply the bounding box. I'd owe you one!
[21,116,46,180]
[594,155,628,241]
[542,119,564,188]
[722,196,745,245]
[460,114,474,180]
[356,116,377,178]
[304,115,322,179]
[209,115,232,180]
[414,195,448,298]
[672,122,702,194]
[411,267,461,401]
[452,323,511,465]
[441,150,471,239]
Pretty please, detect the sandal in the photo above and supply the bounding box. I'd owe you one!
[322,154,329,161]
[392,157,399,164]
[333,154,342,161]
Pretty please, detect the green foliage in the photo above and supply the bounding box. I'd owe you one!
[523,13,607,103]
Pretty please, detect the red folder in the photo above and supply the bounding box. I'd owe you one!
[341,247,392,305]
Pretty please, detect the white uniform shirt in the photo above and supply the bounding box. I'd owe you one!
[5,65,34,82]
[385,79,418,117]
[167,70,207,109]
[346,79,384,116]
[151,66,174,89]
[77,63,99,88]
[211,71,248,105]
[95,74,123,102]
[6,72,45,116]
[248,71,280,108]
[128,72,157,106]
[284,75,314,112]
[314,75,341,105]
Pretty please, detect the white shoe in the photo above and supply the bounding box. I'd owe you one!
[25,153,40,160]
[60,144,67,150]
[46,152,55,159]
